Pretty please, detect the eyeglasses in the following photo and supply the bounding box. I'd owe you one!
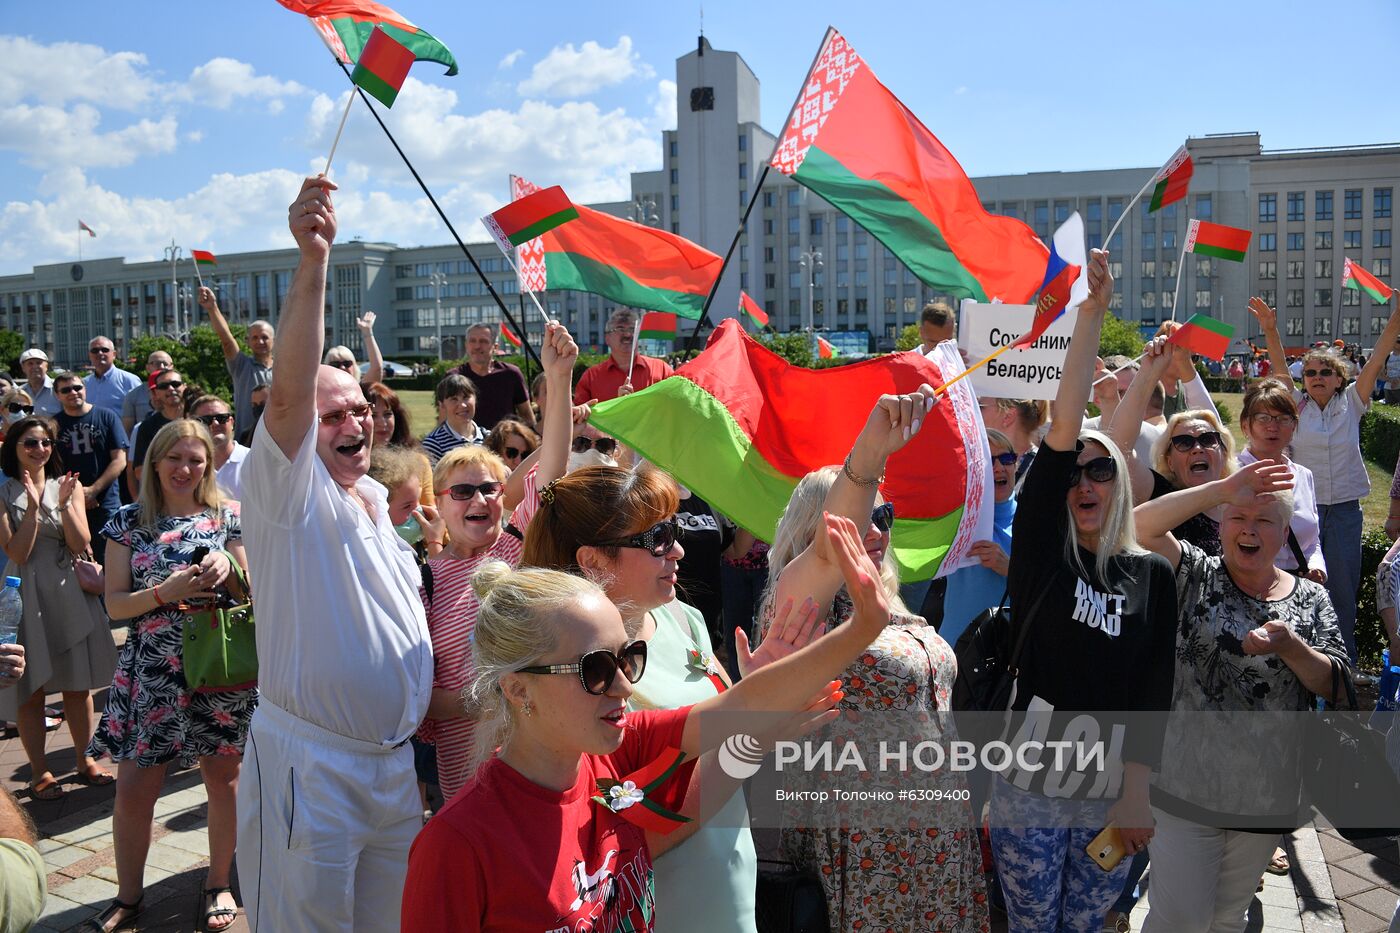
[503,445,533,461]
[572,436,618,456]
[156,380,184,392]
[20,437,53,450]
[599,518,682,557]
[1068,457,1117,486]
[1303,368,1335,378]
[196,413,233,427]
[517,640,648,695]
[446,480,503,501]
[1168,431,1222,453]
[317,403,372,427]
[57,385,84,395]
[6,404,33,415]
[992,451,1019,467]
[88,347,113,354]
[1250,413,1297,427]
[871,502,895,534]
[328,360,355,370]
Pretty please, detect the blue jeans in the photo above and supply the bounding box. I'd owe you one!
[720,562,768,682]
[1319,499,1362,664]
[1111,848,1150,913]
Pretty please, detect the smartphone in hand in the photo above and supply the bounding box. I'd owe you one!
[1087,824,1126,872]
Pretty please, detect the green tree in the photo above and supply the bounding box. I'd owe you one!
[759,332,815,368]
[895,324,920,351]
[128,324,240,401]
[0,329,23,377]
[1098,311,1145,359]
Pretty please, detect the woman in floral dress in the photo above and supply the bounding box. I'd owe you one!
[85,420,253,933]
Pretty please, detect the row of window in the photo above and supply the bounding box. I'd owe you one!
[1258,258,1393,280]
[394,259,507,279]
[1259,188,1392,222]
[1258,230,1393,251]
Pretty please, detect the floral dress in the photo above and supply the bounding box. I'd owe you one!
[766,594,990,932]
[88,503,257,769]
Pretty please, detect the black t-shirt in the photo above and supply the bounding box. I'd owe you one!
[1150,469,1221,556]
[132,412,173,472]
[1002,442,1178,800]
[54,407,128,514]
[674,492,733,644]
[454,362,528,431]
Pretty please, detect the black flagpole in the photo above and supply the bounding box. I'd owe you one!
[680,163,771,360]
[336,62,543,372]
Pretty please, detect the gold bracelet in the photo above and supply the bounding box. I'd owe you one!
[842,454,883,488]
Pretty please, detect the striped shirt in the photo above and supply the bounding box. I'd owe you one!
[418,467,539,801]
[420,420,485,465]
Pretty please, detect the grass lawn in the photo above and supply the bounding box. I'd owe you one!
[399,390,440,440]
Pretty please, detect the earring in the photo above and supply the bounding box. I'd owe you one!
[522,701,534,718]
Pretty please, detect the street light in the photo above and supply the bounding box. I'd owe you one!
[429,271,447,361]
[163,240,183,339]
[630,195,659,227]
[799,248,823,332]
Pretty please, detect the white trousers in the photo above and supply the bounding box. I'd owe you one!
[1140,807,1281,933]
[236,701,421,933]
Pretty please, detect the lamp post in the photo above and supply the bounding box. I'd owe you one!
[163,241,183,339]
[799,248,823,333]
[630,194,659,227]
[429,270,447,361]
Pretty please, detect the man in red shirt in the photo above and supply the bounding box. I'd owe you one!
[574,308,674,404]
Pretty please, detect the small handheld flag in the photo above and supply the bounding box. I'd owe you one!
[351,26,416,108]
[639,312,678,341]
[1185,220,1251,262]
[816,336,836,360]
[1012,212,1085,350]
[739,291,769,328]
[1342,257,1393,304]
[192,250,218,268]
[1149,146,1193,213]
[483,186,579,255]
[1168,314,1235,361]
[499,322,522,348]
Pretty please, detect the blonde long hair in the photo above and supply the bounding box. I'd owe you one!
[1068,430,1146,582]
[137,419,222,529]
[1150,409,1238,487]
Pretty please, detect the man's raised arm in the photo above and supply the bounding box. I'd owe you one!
[264,175,338,460]
[199,286,242,363]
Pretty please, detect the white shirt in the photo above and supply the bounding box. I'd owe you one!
[242,419,432,746]
[1083,414,1161,465]
[1289,360,1304,380]
[216,443,250,501]
[1290,384,1371,504]
[1237,449,1326,576]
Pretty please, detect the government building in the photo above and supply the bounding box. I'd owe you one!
[2,37,1394,369]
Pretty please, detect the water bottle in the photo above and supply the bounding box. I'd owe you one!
[0,576,21,645]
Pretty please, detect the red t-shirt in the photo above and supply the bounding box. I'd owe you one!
[401,705,694,932]
[573,355,674,404]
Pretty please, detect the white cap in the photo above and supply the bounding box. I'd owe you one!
[19,348,48,364]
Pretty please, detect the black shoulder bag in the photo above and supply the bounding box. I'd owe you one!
[951,580,1053,748]
[1302,656,1400,840]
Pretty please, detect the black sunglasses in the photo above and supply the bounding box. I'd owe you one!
[7,404,33,415]
[447,480,502,501]
[503,445,533,460]
[600,518,681,557]
[1068,457,1117,486]
[1303,368,1335,378]
[992,451,1019,467]
[1169,431,1222,453]
[518,640,648,695]
[156,380,184,391]
[88,347,113,354]
[328,359,355,370]
[196,413,233,426]
[57,385,84,395]
[20,437,53,450]
[871,502,895,534]
[572,436,618,456]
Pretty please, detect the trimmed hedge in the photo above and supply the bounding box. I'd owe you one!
[1359,529,1393,670]
[1361,403,1400,474]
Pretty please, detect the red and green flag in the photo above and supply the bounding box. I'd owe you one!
[276,0,458,75]
[816,336,837,360]
[499,322,522,348]
[78,219,96,237]
[191,250,218,268]
[510,175,722,320]
[739,291,769,328]
[639,312,678,341]
[1168,314,1234,361]
[770,29,1048,304]
[350,26,415,107]
[1185,219,1251,262]
[1149,145,1193,212]
[1343,256,1393,303]
[588,320,993,581]
[483,185,579,254]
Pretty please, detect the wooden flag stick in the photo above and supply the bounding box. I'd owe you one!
[1169,235,1190,323]
[324,92,355,177]
[934,343,1014,397]
[622,316,642,389]
[189,256,205,290]
[499,249,554,328]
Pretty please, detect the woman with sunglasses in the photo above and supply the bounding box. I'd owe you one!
[402,513,879,931]
[322,311,383,384]
[415,323,576,803]
[485,417,540,474]
[1251,295,1400,666]
[0,417,118,801]
[0,387,34,444]
[939,428,1019,649]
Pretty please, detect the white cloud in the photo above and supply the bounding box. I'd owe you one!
[651,80,676,130]
[185,129,205,143]
[0,36,158,110]
[954,85,969,95]
[517,37,653,99]
[498,49,524,69]
[172,57,307,109]
[0,104,177,169]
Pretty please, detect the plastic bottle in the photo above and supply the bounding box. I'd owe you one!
[0,576,21,645]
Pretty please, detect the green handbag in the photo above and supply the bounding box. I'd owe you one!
[181,555,257,692]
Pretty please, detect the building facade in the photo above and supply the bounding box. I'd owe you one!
[2,39,1394,369]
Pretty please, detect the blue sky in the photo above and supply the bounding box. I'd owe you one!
[2,0,1395,275]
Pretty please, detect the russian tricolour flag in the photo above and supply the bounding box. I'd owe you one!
[1011,212,1087,350]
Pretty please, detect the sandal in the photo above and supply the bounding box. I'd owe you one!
[199,886,239,932]
[1267,846,1290,875]
[29,773,63,800]
[76,764,116,786]
[81,897,143,932]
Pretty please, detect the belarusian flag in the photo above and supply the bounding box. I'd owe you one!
[192,250,218,268]
[1149,145,1193,212]
[589,320,992,580]
[1185,220,1251,262]
[639,312,678,341]
[770,29,1048,303]
[499,322,522,348]
[739,291,769,328]
[483,186,579,255]
[276,0,457,75]
[510,175,721,320]
[1343,256,1393,303]
[351,26,415,107]
[78,219,96,237]
[1168,314,1234,361]
[816,336,836,360]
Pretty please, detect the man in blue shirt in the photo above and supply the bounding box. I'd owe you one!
[82,335,141,415]
[52,372,128,562]
[18,349,59,417]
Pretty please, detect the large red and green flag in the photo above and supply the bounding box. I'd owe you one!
[350,26,415,107]
[483,186,579,255]
[191,250,218,269]
[510,175,722,320]
[639,312,678,341]
[769,29,1048,303]
[589,320,994,581]
[276,0,458,75]
[738,291,769,328]
[499,322,522,348]
[1149,145,1193,212]
[1168,314,1234,361]
[1185,220,1251,262]
[1343,256,1394,303]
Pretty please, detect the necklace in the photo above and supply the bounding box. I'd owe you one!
[1227,565,1285,602]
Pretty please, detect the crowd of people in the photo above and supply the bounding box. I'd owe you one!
[0,174,1399,933]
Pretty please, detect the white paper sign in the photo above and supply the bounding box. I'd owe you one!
[956,299,1077,401]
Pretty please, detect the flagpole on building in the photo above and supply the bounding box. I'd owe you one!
[335,62,543,372]
[680,164,770,360]
[77,222,82,262]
